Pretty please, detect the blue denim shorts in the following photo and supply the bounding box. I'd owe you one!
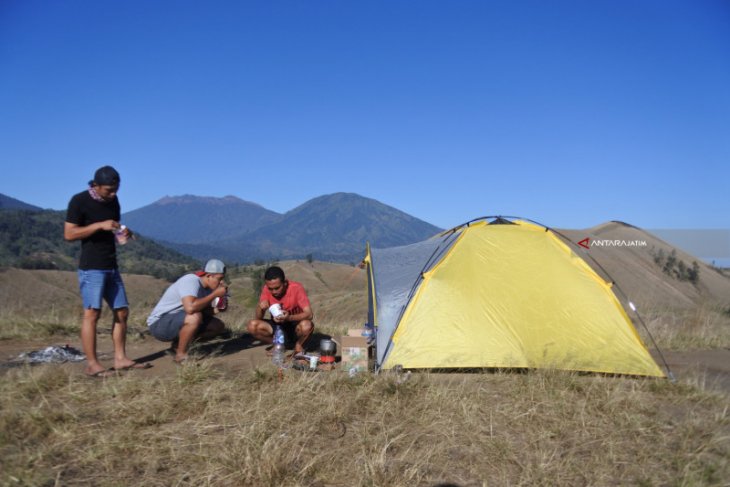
[77,269,129,310]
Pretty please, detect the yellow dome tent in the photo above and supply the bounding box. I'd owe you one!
[365,217,667,377]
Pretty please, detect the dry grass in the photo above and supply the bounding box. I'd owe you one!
[642,303,730,350]
[0,269,170,341]
[0,363,728,486]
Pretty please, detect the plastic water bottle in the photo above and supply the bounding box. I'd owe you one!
[272,325,285,367]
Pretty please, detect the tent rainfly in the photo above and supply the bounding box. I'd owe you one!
[364,217,666,377]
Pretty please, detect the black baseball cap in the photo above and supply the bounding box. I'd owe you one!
[89,165,121,186]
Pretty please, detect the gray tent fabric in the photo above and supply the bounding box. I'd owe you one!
[370,231,460,366]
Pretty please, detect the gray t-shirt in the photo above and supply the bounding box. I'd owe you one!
[147,274,210,326]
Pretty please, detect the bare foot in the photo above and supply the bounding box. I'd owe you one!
[85,363,106,376]
[85,365,115,378]
[174,354,189,364]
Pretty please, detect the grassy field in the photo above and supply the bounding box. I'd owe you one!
[0,362,728,486]
[643,304,730,350]
[1,265,729,485]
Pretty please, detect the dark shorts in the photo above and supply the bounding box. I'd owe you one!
[149,311,212,342]
[265,320,313,348]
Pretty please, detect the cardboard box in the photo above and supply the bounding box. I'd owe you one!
[339,335,371,375]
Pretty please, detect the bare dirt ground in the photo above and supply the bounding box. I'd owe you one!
[2,333,729,395]
[0,333,274,378]
[658,348,730,392]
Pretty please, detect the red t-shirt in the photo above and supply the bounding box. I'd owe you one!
[260,281,311,315]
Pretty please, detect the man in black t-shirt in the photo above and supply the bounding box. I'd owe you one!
[65,165,149,377]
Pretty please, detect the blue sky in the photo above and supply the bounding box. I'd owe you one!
[1,0,728,231]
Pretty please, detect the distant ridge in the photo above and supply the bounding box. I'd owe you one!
[154,194,269,209]
[123,192,442,263]
[224,192,443,262]
[122,194,282,244]
[0,193,42,211]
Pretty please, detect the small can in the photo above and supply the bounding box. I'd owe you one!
[309,355,319,370]
[217,293,229,311]
[114,225,128,245]
[212,293,229,311]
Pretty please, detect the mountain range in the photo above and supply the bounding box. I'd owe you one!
[122,192,443,263]
[0,191,443,265]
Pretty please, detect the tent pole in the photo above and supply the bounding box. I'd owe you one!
[548,226,677,381]
[378,231,461,368]
[626,301,676,382]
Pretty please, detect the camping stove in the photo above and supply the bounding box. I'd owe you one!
[319,339,336,364]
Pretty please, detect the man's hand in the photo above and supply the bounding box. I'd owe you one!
[64,220,119,241]
[273,310,290,323]
[98,220,120,232]
[119,225,134,240]
[255,300,269,320]
[213,284,228,298]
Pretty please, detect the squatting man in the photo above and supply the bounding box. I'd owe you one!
[247,266,314,355]
[147,259,229,363]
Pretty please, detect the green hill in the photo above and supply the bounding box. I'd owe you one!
[0,209,200,281]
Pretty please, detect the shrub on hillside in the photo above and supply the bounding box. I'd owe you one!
[18,253,74,271]
[650,248,700,284]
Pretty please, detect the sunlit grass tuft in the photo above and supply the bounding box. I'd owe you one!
[643,303,730,350]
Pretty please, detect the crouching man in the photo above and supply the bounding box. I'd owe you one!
[247,265,314,354]
[147,259,228,363]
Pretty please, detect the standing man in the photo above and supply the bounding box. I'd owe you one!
[147,259,229,364]
[247,266,314,354]
[64,165,147,377]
